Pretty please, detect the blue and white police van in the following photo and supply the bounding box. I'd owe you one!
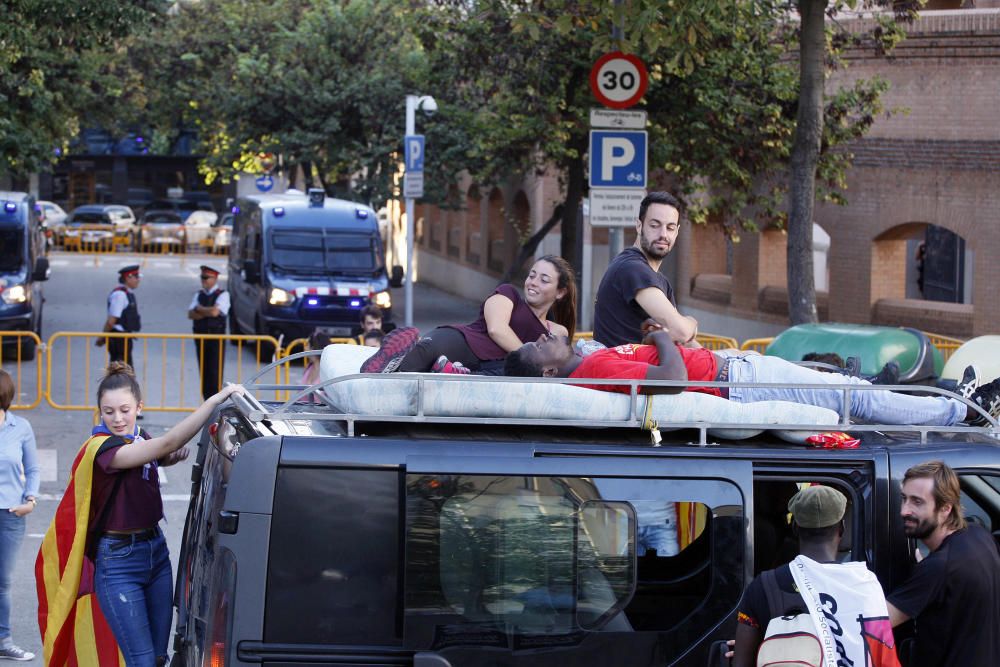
[227,189,399,345]
[0,192,50,360]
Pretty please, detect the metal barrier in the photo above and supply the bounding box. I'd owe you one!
[695,333,739,350]
[45,332,283,412]
[0,331,43,409]
[924,331,964,363]
[740,337,774,353]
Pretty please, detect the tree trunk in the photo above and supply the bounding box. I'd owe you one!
[786,0,827,325]
[500,204,565,284]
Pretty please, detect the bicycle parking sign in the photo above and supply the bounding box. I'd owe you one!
[589,130,647,188]
[589,51,649,109]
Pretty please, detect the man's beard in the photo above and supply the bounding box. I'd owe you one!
[639,233,669,260]
[903,516,938,540]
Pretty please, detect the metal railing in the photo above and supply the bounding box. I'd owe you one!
[740,337,774,353]
[235,361,1000,445]
[923,331,964,363]
[45,332,283,411]
[0,332,43,409]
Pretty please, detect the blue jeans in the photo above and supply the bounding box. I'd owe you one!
[727,353,967,426]
[95,531,173,666]
[0,510,25,638]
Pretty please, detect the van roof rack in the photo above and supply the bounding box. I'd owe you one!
[228,352,1000,447]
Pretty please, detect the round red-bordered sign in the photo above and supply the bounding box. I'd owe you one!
[589,52,649,109]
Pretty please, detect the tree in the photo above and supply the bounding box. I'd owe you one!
[130,0,428,205]
[0,0,162,178]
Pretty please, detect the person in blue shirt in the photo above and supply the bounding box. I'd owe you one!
[0,369,39,661]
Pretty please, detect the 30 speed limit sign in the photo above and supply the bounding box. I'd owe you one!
[589,51,649,109]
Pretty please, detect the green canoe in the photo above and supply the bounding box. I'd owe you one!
[765,323,943,383]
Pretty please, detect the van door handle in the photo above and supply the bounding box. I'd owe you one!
[218,510,239,534]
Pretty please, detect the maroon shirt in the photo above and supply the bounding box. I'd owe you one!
[450,284,550,361]
[89,433,163,532]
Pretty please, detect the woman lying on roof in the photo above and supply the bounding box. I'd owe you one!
[503,327,1000,427]
[363,255,577,375]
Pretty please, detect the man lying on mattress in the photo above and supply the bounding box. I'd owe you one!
[502,329,1000,427]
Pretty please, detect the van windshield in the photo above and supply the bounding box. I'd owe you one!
[271,230,383,275]
[0,229,24,272]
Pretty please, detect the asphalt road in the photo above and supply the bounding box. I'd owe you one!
[5,250,479,663]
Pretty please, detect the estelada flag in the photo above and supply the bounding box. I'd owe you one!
[35,435,125,666]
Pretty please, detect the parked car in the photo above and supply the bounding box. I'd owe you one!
[182,210,218,250]
[148,198,214,223]
[137,209,186,252]
[62,204,137,250]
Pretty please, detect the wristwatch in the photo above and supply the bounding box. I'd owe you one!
[25,497,36,507]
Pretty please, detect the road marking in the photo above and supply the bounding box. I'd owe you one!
[37,449,58,482]
[49,259,70,267]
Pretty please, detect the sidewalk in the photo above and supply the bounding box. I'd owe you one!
[391,281,482,334]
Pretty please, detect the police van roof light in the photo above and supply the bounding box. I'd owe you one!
[273,207,285,217]
[307,188,325,207]
[3,202,16,213]
[355,208,369,219]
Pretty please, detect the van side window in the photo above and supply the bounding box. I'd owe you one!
[405,474,744,656]
[959,473,1000,534]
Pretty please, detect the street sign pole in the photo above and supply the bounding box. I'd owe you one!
[404,96,417,328]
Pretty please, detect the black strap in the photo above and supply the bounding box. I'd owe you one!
[761,568,783,620]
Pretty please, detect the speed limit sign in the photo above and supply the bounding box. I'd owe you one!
[589,52,649,109]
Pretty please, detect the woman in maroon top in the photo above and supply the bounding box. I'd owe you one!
[396,255,577,374]
[90,363,243,666]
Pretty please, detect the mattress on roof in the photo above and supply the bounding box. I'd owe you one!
[318,344,840,442]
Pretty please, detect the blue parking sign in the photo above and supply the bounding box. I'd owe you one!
[405,135,425,173]
[589,130,647,188]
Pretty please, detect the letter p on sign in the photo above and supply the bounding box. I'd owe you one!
[405,135,425,172]
[601,138,635,181]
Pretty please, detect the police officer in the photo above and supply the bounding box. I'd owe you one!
[188,265,230,399]
[97,265,141,366]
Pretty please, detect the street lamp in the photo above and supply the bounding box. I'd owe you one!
[404,94,435,328]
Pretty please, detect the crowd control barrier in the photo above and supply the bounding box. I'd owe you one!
[45,332,283,412]
[0,331,44,409]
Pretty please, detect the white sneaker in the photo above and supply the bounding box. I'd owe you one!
[0,644,35,661]
[955,364,981,400]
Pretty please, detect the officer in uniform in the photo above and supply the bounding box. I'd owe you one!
[188,265,230,399]
[98,265,141,366]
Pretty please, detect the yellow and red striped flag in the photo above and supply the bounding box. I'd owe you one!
[35,435,125,666]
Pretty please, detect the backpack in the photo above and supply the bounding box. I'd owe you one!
[756,568,823,667]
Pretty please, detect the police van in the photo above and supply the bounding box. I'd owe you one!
[0,192,50,360]
[227,189,398,346]
[170,356,1000,667]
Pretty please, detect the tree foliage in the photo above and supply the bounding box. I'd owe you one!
[130,0,428,204]
[0,0,162,177]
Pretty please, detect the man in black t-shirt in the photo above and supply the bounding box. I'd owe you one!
[887,461,1000,667]
[593,191,699,347]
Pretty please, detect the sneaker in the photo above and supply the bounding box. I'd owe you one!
[431,355,471,375]
[870,361,900,386]
[0,644,35,661]
[844,356,862,378]
[955,364,981,400]
[360,327,420,373]
[969,378,1000,426]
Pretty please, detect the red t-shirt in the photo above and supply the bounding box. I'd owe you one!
[569,344,721,396]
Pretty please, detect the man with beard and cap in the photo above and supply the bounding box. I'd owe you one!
[188,265,230,399]
[97,264,141,366]
[887,461,1000,667]
[593,191,699,347]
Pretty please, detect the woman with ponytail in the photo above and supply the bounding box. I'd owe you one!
[366,255,578,375]
[37,363,243,666]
